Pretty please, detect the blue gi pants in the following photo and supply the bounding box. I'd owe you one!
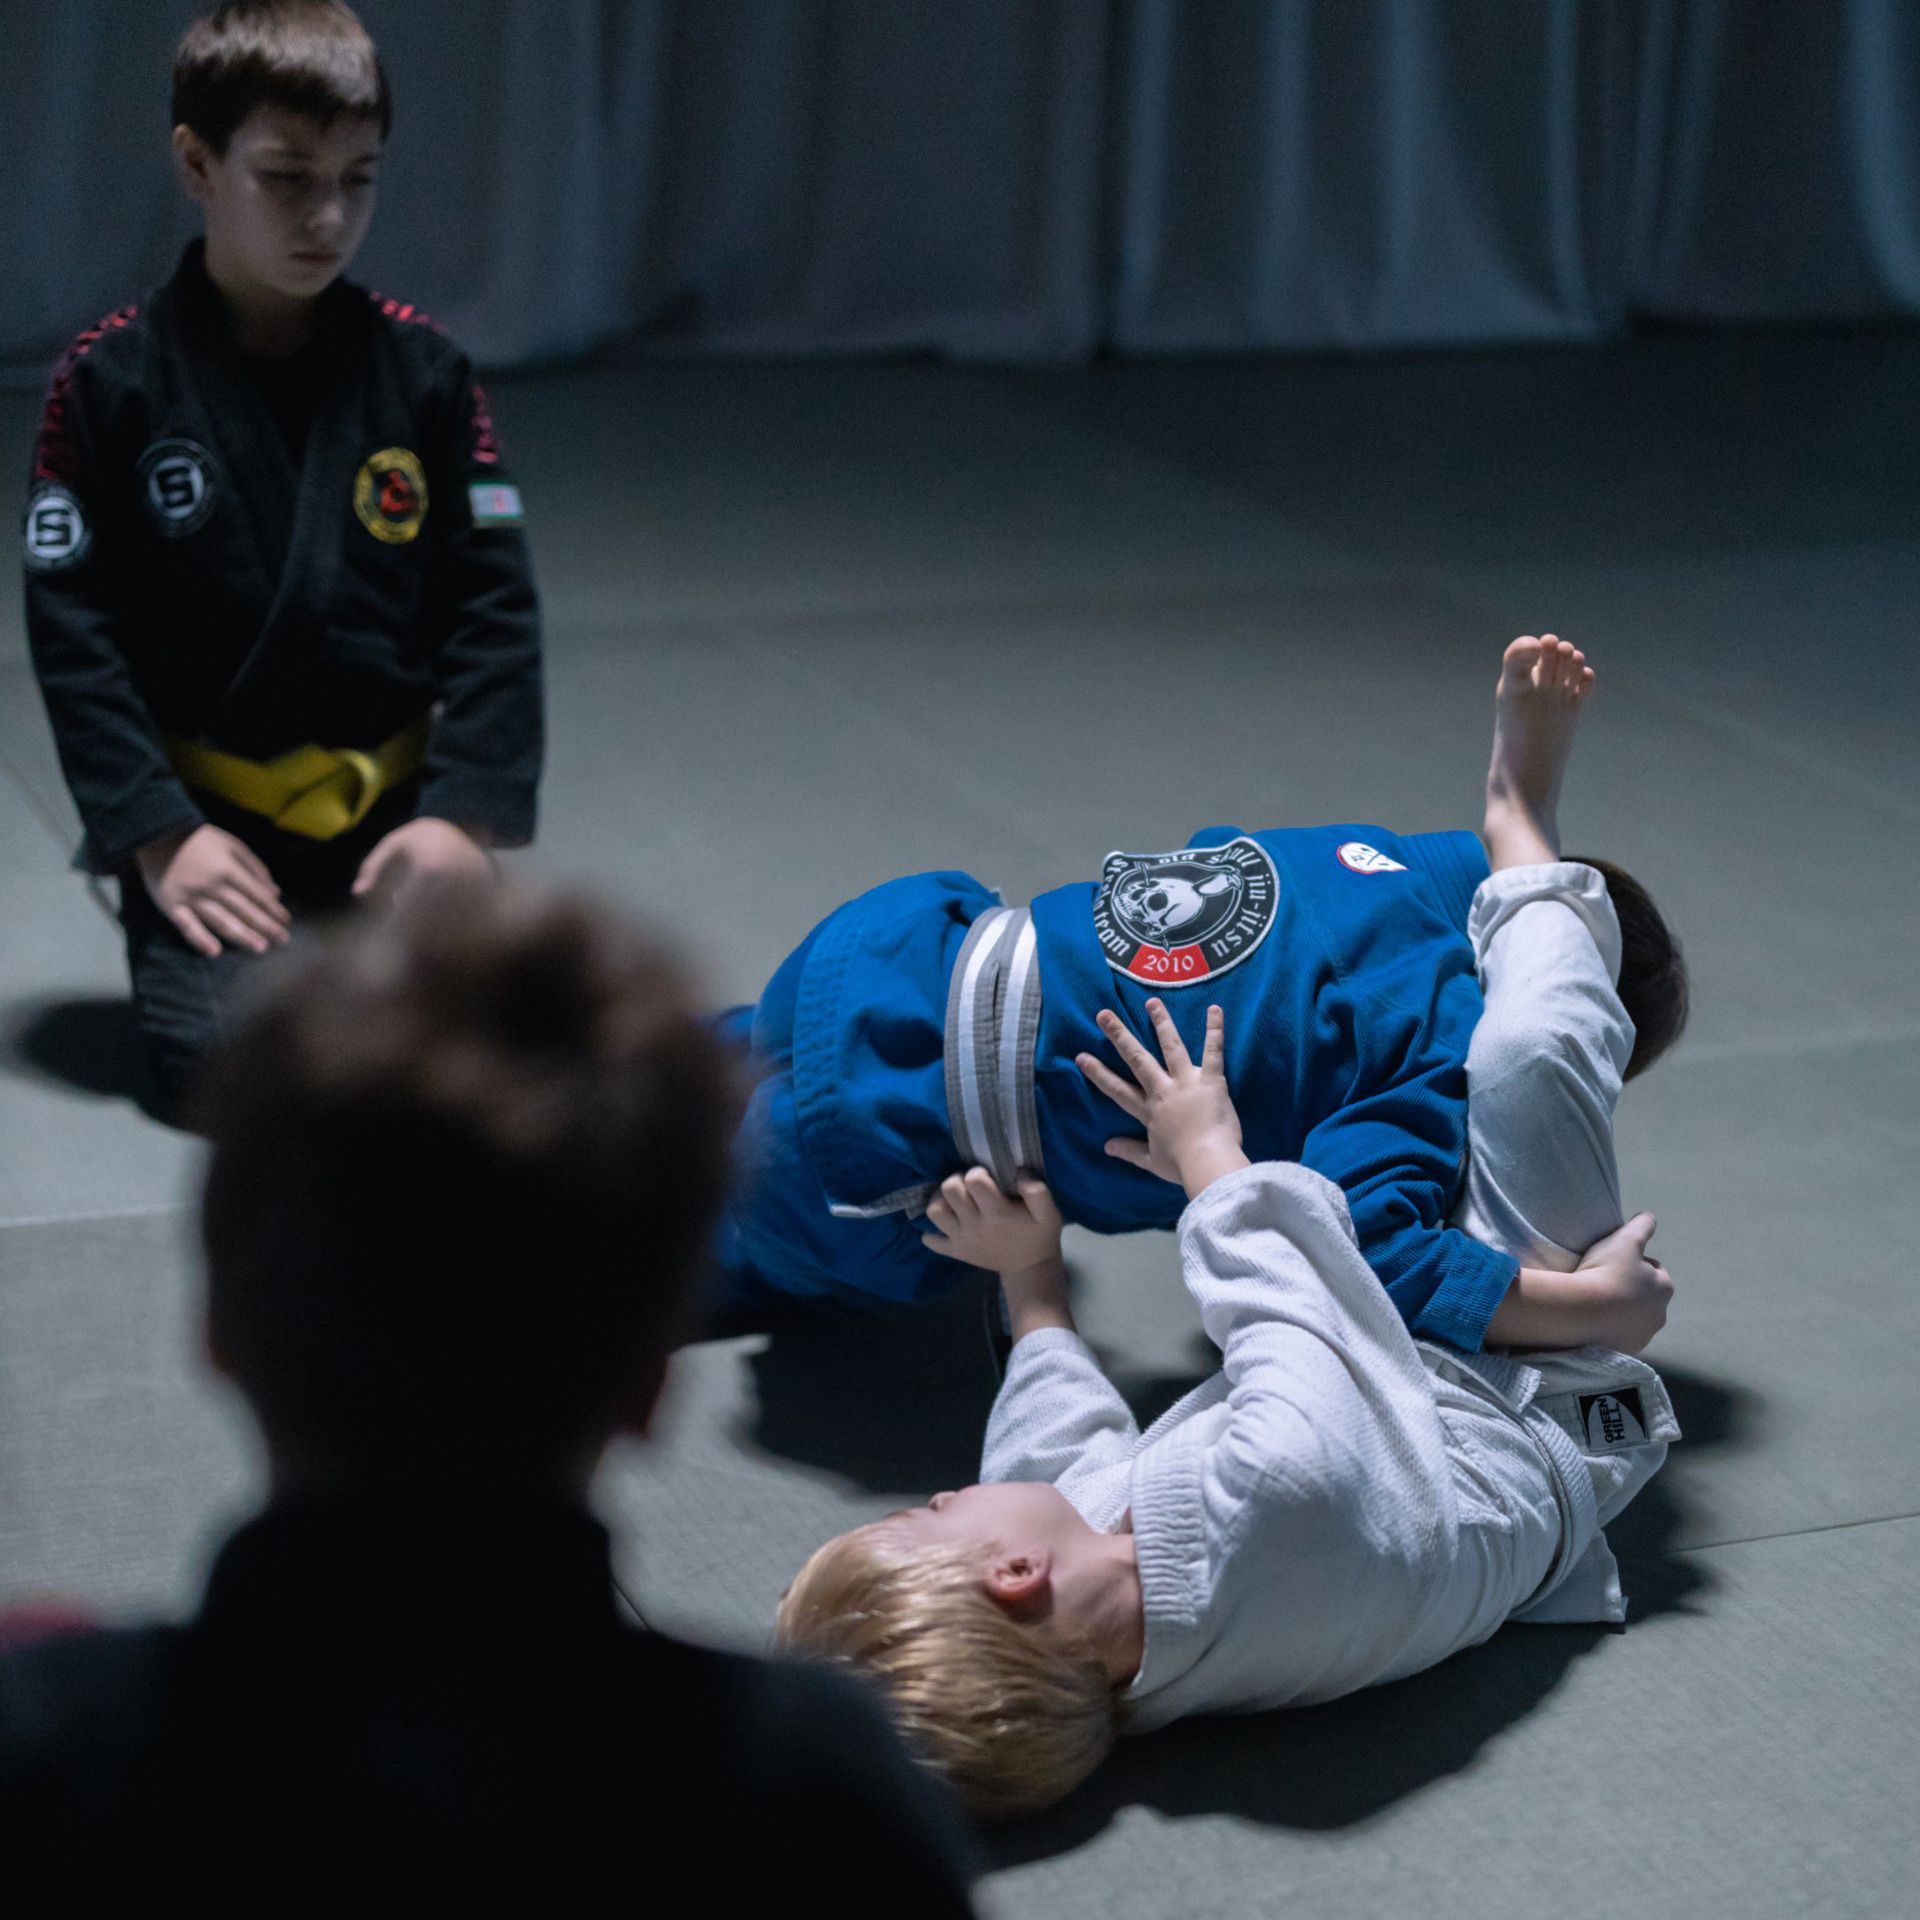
[711,890,989,1314]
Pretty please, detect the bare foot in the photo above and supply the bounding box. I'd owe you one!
[1484,634,1595,868]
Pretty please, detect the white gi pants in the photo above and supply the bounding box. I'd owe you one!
[1443,860,1677,1619]
[1452,860,1632,1269]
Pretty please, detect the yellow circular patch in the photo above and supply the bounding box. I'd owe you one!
[353,447,429,545]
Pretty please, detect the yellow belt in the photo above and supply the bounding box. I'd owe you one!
[164,719,431,841]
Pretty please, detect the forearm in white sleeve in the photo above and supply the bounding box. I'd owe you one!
[981,1327,1141,1489]
[1176,1164,1452,1504]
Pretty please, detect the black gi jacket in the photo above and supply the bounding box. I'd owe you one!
[22,241,543,875]
[0,1494,981,1907]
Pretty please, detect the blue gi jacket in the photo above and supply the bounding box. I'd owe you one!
[1030,824,1511,1348]
[723,825,1516,1351]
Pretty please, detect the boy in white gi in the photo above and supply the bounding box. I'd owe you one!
[777,638,1679,1818]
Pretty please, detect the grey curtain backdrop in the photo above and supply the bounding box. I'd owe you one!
[6,0,1920,378]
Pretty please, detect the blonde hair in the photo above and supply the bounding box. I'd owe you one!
[775,1526,1121,1821]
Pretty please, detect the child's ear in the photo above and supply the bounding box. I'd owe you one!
[984,1548,1053,1618]
[172,125,216,202]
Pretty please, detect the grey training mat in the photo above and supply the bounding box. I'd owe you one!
[3,342,1917,1915]
[0,769,202,1222]
[0,1208,260,1622]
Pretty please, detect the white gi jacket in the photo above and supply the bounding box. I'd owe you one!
[982,1164,1675,1732]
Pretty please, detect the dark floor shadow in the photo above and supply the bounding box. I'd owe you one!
[1056,330,1920,572]
[731,1268,1222,1495]
[1602,1364,1761,1621]
[1651,1364,1761,1454]
[1,994,178,1126]
[738,1285,1000,1495]
[988,1619,1609,1866]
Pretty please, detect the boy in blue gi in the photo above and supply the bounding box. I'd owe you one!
[721,636,1686,1356]
[22,2,542,1116]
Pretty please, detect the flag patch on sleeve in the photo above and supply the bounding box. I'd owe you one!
[469,482,524,526]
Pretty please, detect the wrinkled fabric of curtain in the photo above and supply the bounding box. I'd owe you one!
[4,0,1919,377]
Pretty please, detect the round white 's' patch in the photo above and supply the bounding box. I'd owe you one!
[23,486,90,572]
[139,438,218,537]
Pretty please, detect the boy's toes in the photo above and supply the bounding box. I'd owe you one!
[1500,634,1542,688]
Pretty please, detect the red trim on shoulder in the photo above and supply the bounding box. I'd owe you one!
[465,377,502,468]
[368,290,501,467]
[368,288,449,337]
[32,306,139,486]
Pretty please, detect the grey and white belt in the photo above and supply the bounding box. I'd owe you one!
[944,905,1045,1191]
[827,904,1045,1221]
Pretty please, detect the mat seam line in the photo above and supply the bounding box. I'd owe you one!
[1670,1509,1920,1555]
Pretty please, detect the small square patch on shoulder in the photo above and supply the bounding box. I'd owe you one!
[469,482,524,527]
[1578,1388,1648,1451]
[1337,841,1407,874]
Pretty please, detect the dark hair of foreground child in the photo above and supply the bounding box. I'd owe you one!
[195,876,737,1483]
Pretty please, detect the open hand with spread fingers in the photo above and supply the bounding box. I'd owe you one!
[1076,999,1250,1201]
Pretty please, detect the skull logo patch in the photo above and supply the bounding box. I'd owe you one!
[1092,836,1279,987]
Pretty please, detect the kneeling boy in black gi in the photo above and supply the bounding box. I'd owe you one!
[22,1,542,1116]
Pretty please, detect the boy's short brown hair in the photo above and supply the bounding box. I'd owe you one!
[1570,855,1690,1080]
[195,877,741,1479]
[173,1,392,154]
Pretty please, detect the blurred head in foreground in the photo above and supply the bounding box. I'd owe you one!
[195,876,740,1494]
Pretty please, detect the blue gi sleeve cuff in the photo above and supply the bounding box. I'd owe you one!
[1410,1240,1521,1353]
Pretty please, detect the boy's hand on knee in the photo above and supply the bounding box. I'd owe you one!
[352,816,493,904]
[923,1170,1063,1280]
[137,824,291,958]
